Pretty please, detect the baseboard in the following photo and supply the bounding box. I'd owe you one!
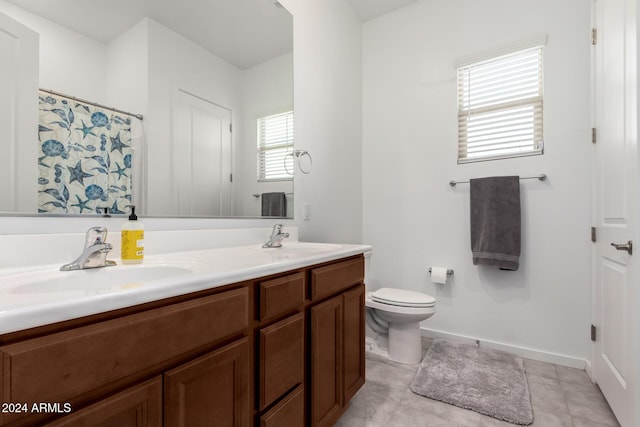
[420,327,589,370]
[584,359,593,380]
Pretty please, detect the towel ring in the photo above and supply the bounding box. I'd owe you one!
[283,151,295,176]
[284,149,313,175]
[295,149,312,174]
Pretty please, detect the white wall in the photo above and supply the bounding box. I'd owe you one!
[105,20,149,117]
[104,20,149,212]
[238,52,294,217]
[281,0,363,244]
[362,0,592,363]
[0,0,106,103]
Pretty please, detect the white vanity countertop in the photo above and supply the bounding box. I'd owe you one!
[0,241,372,335]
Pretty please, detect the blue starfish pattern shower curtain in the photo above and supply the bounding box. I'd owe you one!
[37,91,133,214]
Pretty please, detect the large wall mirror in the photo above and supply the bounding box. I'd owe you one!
[0,0,293,218]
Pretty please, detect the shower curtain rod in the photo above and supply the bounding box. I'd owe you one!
[39,88,144,121]
[449,174,547,187]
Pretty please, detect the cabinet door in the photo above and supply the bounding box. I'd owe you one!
[310,295,343,427]
[164,338,250,427]
[343,284,365,403]
[44,377,162,427]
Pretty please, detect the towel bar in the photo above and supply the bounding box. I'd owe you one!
[449,174,547,187]
[253,193,294,198]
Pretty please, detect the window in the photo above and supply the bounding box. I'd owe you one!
[457,46,543,163]
[257,111,294,181]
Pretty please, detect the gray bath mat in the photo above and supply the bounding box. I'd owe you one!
[410,339,533,425]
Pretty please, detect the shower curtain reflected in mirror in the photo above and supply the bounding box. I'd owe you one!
[37,91,138,214]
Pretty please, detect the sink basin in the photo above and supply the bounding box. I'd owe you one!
[280,243,342,253]
[247,242,346,263]
[8,260,209,295]
[258,242,343,254]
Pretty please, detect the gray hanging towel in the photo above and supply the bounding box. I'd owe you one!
[261,192,287,217]
[470,176,521,271]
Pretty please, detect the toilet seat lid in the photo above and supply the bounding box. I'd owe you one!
[371,288,435,308]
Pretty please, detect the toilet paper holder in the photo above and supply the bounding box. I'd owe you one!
[428,268,454,276]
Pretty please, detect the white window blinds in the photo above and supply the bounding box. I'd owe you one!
[457,46,544,163]
[257,111,294,181]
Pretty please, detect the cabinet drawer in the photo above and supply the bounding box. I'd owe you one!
[259,312,304,410]
[0,287,248,424]
[260,385,304,427]
[311,257,364,301]
[259,272,305,321]
[44,377,162,427]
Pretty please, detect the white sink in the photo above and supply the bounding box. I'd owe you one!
[0,240,372,335]
[258,242,343,254]
[8,260,209,295]
[281,243,342,253]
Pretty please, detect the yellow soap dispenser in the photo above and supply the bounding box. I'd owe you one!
[121,206,144,264]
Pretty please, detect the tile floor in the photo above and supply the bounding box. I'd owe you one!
[336,338,620,427]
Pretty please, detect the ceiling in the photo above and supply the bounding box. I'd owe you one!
[4,0,418,69]
[4,0,293,70]
[345,0,420,22]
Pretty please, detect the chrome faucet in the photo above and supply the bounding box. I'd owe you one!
[263,224,290,248]
[60,226,117,271]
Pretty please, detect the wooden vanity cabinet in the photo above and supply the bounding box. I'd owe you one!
[164,338,251,426]
[342,285,366,404]
[310,295,344,426]
[42,339,251,427]
[44,377,163,427]
[258,272,305,322]
[260,384,304,427]
[309,259,366,427]
[259,313,305,410]
[0,287,251,427]
[0,254,365,427]
[256,272,306,426]
[255,256,365,427]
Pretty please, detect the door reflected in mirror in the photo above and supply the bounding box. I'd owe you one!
[0,0,294,218]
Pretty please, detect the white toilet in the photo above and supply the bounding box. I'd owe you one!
[364,252,436,364]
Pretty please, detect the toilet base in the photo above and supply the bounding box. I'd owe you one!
[387,321,423,364]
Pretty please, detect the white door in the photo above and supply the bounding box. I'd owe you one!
[592,0,638,425]
[0,12,38,213]
[173,90,232,216]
